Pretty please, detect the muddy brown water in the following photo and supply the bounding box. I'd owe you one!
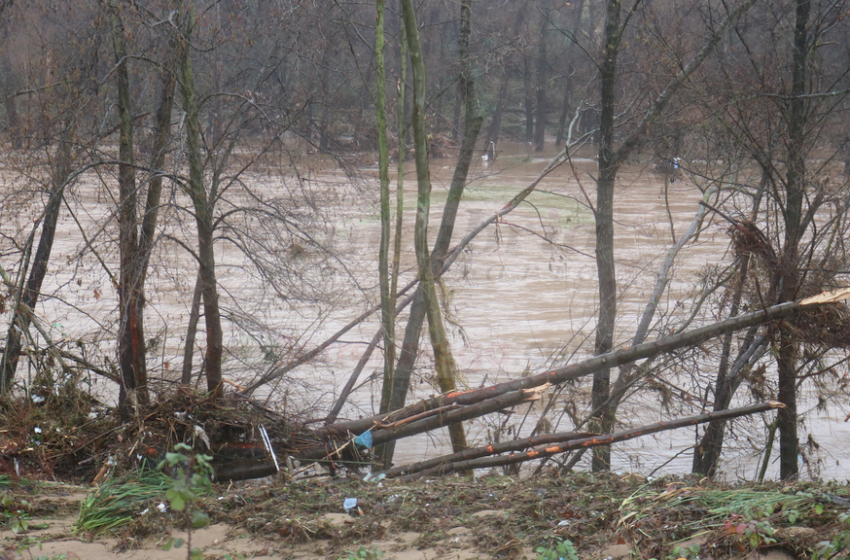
[2,143,849,481]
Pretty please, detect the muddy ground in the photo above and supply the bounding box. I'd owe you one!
[1,471,848,560]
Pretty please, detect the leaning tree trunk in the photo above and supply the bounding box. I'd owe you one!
[400,0,467,456]
[178,0,223,398]
[693,171,768,477]
[391,0,483,462]
[589,0,757,473]
[0,120,74,392]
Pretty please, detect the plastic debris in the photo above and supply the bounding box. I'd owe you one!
[343,498,358,513]
[193,425,211,450]
[363,472,386,483]
[353,429,373,449]
[157,502,167,513]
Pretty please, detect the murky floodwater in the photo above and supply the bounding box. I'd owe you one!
[2,142,849,481]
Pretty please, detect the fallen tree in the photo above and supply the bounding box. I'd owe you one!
[292,292,848,467]
[387,401,784,480]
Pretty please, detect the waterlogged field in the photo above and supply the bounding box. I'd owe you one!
[2,143,849,481]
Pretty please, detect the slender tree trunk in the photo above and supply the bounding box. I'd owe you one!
[776,0,810,480]
[534,8,548,152]
[378,14,407,469]
[181,269,203,386]
[375,0,396,453]
[107,0,149,416]
[487,8,526,146]
[451,85,462,141]
[401,0,467,455]
[392,0,483,460]
[488,65,510,146]
[588,0,757,473]
[693,173,768,476]
[0,120,74,392]
[591,0,622,473]
[178,1,223,398]
[524,55,535,143]
[5,95,20,149]
[555,0,585,147]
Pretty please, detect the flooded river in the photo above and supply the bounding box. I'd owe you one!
[3,142,849,481]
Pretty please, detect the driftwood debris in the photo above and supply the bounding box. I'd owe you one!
[388,401,785,480]
[208,295,845,480]
[296,300,806,464]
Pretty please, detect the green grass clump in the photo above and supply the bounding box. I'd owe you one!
[75,470,172,535]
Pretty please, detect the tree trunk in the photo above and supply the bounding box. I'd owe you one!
[451,85,462,141]
[107,0,148,416]
[5,95,20,149]
[776,0,810,480]
[524,54,535,143]
[390,0,483,461]
[378,23,408,468]
[178,0,223,398]
[693,173,768,477]
[488,66,510,146]
[0,120,74,392]
[375,0,396,462]
[591,0,622,473]
[534,8,547,152]
[181,269,203,386]
[555,0,585,147]
[401,0,467,456]
[487,8,526,146]
[589,0,757,473]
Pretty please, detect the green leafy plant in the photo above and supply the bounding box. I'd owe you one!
[670,543,701,559]
[722,515,777,549]
[812,513,850,560]
[0,491,29,533]
[338,545,384,560]
[535,537,579,560]
[159,442,214,560]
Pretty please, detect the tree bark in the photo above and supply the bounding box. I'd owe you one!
[591,0,622,473]
[0,120,75,392]
[524,54,535,143]
[386,0,483,464]
[776,0,810,480]
[178,0,223,398]
[303,299,811,462]
[590,0,757,472]
[395,402,784,480]
[401,0,468,456]
[555,0,585,147]
[181,269,203,386]
[107,0,149,416]
[375,0,396,466]
[534,6,548,152]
